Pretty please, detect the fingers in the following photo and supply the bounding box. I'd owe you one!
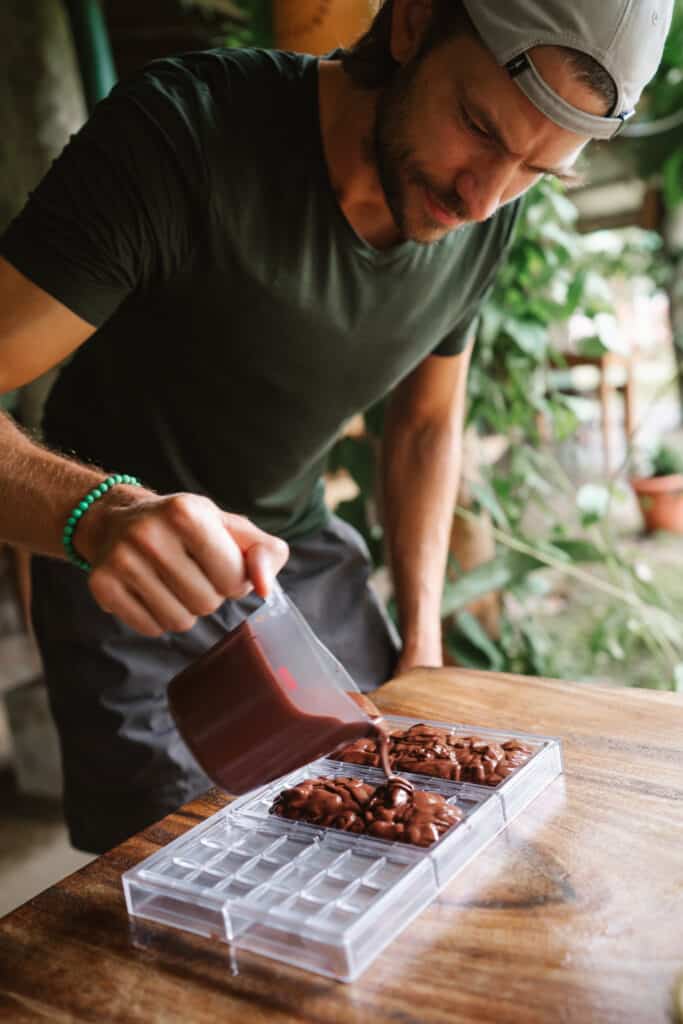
[152,500,289,597]
[87,494,290,636]
[90,544,215,635]
[172,507,254,597]
[89,574,169,637]
[154,540,231,612]
[245,543,276,598]
[121,513,230,615]
[223,513,289,596]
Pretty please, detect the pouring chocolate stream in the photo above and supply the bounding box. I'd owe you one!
[346,692,415,799]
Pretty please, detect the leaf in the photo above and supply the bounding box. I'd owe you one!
[566,270,587,310]
[469,480,510,528]
[537,220,574,254]
[441,550,541,616]
[577,484,611,520]
[442,532,605,618]
[457,612,505,670]
[478,305,505,345]
[531,540,572,563]
[552,539,604,562]
[508,574,553,601]
[364,399,386,437]
[335,494,367,536]
[577,335,609,358]
[551,401,579,441]
[674,663,683,693]
[503,319,549,359]
[606,636,625,660]
[444,612,505,671]
[335,495,382,566]
[518,621,556,677]
[589,619,608,655]
[663,148,683,211]
[331,436,375,495]
[544,187,580,225]
[444,632,491,671]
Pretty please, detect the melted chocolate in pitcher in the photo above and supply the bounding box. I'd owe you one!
[168,620,388,795]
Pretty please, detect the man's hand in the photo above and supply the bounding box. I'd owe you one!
[80,491,289,636]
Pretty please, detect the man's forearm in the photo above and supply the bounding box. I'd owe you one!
[0,412,143,558]
[381,411,463,668]
[0,411,289,636]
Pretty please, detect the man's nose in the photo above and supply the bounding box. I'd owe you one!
[455,164,515,223]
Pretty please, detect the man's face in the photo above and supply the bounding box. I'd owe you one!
[373,32,602,244]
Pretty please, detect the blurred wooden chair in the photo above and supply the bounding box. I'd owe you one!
[541,347,637,476]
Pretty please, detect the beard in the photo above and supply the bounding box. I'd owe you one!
[372,59,468,242]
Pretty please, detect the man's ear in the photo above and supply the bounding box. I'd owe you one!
[389,0,433,65]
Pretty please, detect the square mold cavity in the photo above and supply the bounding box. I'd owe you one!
[330,714,555,795]
[124,718,562,981]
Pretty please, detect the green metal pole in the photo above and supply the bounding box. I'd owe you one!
[64,0,117,112]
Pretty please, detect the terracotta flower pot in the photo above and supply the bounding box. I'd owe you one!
[630,474,683,534]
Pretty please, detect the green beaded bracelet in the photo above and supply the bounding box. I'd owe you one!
[62,473,142,572]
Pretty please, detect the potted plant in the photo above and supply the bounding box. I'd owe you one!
[631,443,683,533]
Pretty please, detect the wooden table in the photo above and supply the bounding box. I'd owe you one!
[1,668,682,1024]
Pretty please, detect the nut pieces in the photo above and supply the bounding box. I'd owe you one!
[333,724,533,785]
[271,776,373,833]
[365,783,462,846]
[271,775,463,847]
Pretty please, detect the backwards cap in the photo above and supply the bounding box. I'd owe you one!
[462,0,674,138]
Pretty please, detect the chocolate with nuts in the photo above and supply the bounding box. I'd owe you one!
[270,776,374,833]
[332,723,533,786]
[271,775,463,847]
[364,778,463,846]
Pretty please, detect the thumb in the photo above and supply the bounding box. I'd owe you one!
[245,541,288,598]
[221,512,289,596]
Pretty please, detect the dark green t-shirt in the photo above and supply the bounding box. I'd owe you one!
[1,48,520,539]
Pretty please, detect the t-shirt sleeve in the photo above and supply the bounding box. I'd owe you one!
[0,72,206,327]
[431,198,523,357]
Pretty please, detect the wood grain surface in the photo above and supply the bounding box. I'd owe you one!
[1,667,682,1024]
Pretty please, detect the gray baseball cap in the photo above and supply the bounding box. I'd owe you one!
[462,0,674,139]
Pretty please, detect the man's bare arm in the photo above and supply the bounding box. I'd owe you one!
[0,256,288,635]
[0,256,95,392]
[381,341,473,672]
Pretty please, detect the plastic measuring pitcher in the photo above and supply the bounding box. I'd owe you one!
[168,582,385,794]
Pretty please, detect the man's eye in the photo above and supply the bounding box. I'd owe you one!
[462,109,489,139]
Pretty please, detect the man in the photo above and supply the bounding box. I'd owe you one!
[0,0,672,852]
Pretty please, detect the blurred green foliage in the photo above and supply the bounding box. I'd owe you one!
[651,443,683,476]
[468,180,662,440]
[217,0,272,47]
[330,177,675,684]
[626,0,683,209]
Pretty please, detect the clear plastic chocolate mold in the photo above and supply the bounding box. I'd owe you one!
[123,715,562,981]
